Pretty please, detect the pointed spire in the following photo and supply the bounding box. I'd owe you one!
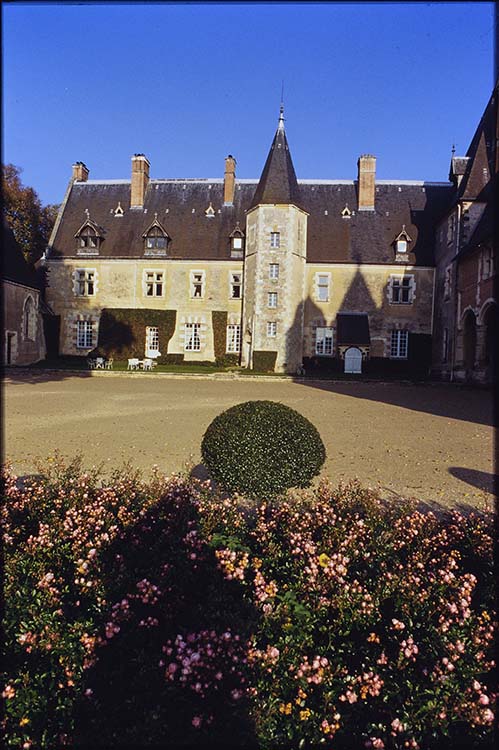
[249,105,302,209]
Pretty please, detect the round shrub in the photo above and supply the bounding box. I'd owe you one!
[201,400,326,496]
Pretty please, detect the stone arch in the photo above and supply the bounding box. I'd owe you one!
[462,309,477,374]
[23,294,36,341]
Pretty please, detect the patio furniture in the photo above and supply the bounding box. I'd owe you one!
[95,357,105,369]
[143,358,153,370]
[104,358,113,369]
[87,359,96,370]
[127,358,140,370]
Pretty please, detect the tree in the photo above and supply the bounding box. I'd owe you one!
[2,164,59,266]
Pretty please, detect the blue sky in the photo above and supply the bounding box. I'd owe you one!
[2,1,496,206]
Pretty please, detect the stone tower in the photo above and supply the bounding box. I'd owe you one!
[242,106,309,373]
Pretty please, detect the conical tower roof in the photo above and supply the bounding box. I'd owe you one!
[249,106,303,210]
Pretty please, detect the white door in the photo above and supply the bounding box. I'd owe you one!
[344,347,362,373]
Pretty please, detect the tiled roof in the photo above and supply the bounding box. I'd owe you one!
[2,219,40,289]
[49,177,452,266]
[458,82,498,201]
[249,110,303,210]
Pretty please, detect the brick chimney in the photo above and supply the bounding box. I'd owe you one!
[72,162,89,182]
[357,155,376,211]
[131,154,150,208]
[224,154,236,205]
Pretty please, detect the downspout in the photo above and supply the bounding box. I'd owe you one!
[450,201,462,382]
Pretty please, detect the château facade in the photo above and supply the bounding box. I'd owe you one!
[42,90,497,380]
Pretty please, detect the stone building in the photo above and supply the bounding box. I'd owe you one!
[3,220,47,365]
[43,102,464,376]
[431,81,498,384]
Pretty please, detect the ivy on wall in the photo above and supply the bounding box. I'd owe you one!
[252,350,277,372]
[94,309,176,364]
[212,311,239,367]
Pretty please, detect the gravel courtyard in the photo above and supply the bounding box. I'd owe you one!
[3,371,495,510]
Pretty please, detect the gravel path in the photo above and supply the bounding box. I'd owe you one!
[4,371,495,510]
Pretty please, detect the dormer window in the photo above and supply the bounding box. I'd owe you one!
[75,216,103,255]
[143,214,169,256]
[145,227,167,250]
[393,225,412,259]
[229,223,245,258]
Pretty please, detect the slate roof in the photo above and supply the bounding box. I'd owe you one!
[457,82,498,201]
[336,312,371,346]
[249,108,303,210]
[49,177,452,266]
[2,219,40,289]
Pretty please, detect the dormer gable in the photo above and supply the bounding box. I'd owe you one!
[393,225,413,259]
[142,213,170,256]
[229,221,245,258]
[74,211,105,254]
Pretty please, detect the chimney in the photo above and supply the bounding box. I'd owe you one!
[131,154,150,208]
[224,154,236,205]
[72,162,89,182]
[357,154,376,211]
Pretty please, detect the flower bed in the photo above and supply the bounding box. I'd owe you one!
[2,459,496,749]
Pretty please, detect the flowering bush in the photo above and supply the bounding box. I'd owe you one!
[201,400,326,497]
[2,458,496,749]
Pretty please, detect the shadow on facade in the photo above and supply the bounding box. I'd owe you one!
[291,269,493,426]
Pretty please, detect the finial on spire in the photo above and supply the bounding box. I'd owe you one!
[451,143,456,157]
[278,80,285,130]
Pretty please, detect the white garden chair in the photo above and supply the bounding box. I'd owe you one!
[127,358,140,370]
[143,358,153,370]
[104,358,113,369]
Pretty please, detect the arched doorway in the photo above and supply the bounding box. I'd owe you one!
[344,347,362,373]
[462,311,477,375]
[483,304,498,380]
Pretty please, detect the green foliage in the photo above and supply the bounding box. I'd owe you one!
[2,163,59,265]
[252,351,277,372]
[96,308,176,363]
[212,311,240,367]
[201,400,326,497]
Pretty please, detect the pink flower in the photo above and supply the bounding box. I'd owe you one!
[192,716,202,728]
[482,708,494,723]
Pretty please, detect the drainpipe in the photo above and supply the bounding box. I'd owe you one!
[450,201,462,382]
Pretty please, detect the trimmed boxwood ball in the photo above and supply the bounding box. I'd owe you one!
[201,400,326,496]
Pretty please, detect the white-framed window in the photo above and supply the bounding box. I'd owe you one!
[184,322,201,351]
[315,273,330,302]
[482,247,494,279]
[444,266,452,300]
[315,326,334,356]
[77,226,100,253]
[145,326,160,357]
[144,227,167,252]
[144,271,164,297]
[23,295,36,341]
[75,269,95,296]
[226,324,241,353]
[390,275,414,304]
[230,272,242,299]
[230,236,244,258]
[269,263,279,280]
[390,330,409,359]
[76,320,94,348]
[270,232,280,248]
[190,271,205,299]
[267,321,277,337]
[268,292,278,308]
[396,239,407,254]
[442,328,448,362]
